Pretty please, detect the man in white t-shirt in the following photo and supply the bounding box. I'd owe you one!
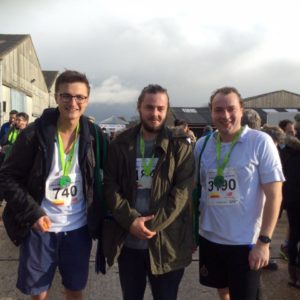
[194,87,284,300]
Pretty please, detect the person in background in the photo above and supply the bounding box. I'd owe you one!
[261,124,285,145]
[109,131,116,141]
[241,109,261,130]
[279,119,296,137]
[104,84,194,300]
[101,127,109,143]
[293,113,300,140]
[174,119,197,144]
[87,115,95,123]
[195,87,284,300]
[0,112,29,206]
[276,121,300,288]
[277,119,297,261]
[202,125,213,137]
[0,109,18,139]
[0,112,29,161]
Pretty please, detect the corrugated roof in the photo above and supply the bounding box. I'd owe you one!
[170,107,212,124]
[42,71,59,91]
[243,90,300,102]
[251,107,300,124]
[0,34,29,58]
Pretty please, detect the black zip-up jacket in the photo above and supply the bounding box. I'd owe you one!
[0,108,106,246]
[279,136,300,210]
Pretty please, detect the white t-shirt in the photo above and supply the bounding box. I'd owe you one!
[194,126,285,245]
[41,137,87,232]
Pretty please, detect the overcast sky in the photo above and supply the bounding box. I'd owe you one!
[1,0,300,121]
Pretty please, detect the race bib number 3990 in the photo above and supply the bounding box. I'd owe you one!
[206,168,240,206]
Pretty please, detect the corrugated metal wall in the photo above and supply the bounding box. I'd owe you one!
[243,91,300,108]
[1,36,49,120]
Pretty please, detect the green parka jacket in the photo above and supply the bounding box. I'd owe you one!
[103,124,195,275]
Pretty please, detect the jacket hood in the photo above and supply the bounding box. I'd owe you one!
[36,107,92,140]
[34,107,93,175]
[284,135,300,151]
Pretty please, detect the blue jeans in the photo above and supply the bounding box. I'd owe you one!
[118,247,184,300]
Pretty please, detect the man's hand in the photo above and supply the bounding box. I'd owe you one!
[129,215,156,240]
[248,242,269,270]
[32,216,52,232]
[1,145,9,154]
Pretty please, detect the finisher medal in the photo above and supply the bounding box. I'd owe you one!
[57,123,80,189]
[59,175,71,188]
[213,175,225,188]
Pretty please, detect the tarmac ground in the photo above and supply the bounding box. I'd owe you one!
[0,205,300,300]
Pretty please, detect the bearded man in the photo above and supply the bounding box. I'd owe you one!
[103,84,194,300]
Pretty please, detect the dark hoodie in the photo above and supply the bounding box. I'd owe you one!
[280,135,300,210]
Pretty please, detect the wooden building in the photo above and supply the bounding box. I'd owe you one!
[0,34,58,123]
[43,70,59,108]
[243,90,300,108]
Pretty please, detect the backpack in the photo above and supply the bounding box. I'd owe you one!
[192,133,211,245]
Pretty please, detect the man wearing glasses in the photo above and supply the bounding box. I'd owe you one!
[0,70,106,300]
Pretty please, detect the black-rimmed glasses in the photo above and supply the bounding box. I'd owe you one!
[58,93,88,103]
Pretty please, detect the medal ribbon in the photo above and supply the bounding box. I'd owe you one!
[8,128,19,144]
[57,123,80,182]
[216,127,243,177]
[140,135,154,176]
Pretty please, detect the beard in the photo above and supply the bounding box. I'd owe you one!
[140,116,166,133]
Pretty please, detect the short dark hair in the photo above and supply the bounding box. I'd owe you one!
[262,124,285,144]
[16,112,29,122]
[174,119,187,127]
[278,119,293,131]
[9,110,18,115]
[137,84,169,109]
[209,86,243,109]
[55,70,90,95]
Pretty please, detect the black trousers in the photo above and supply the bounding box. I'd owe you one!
[287,208,300,266]
[118,247,184,300]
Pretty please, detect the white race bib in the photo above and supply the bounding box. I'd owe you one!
[45,172,83,206]
[206,168,240,206]
[136,158,158,189]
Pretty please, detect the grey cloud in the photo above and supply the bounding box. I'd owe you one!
[86,101,137,122]
[91,76,139,104]
[1,1,300,119]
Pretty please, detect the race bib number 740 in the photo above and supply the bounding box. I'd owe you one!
[45,173,82,206]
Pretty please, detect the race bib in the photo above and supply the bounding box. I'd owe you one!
[45,172,83,206]
[206,168,240,206]
[136,158,158,189]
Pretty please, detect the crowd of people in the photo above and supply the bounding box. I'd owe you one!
[0,110,29,206]
[0,70,299,300]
